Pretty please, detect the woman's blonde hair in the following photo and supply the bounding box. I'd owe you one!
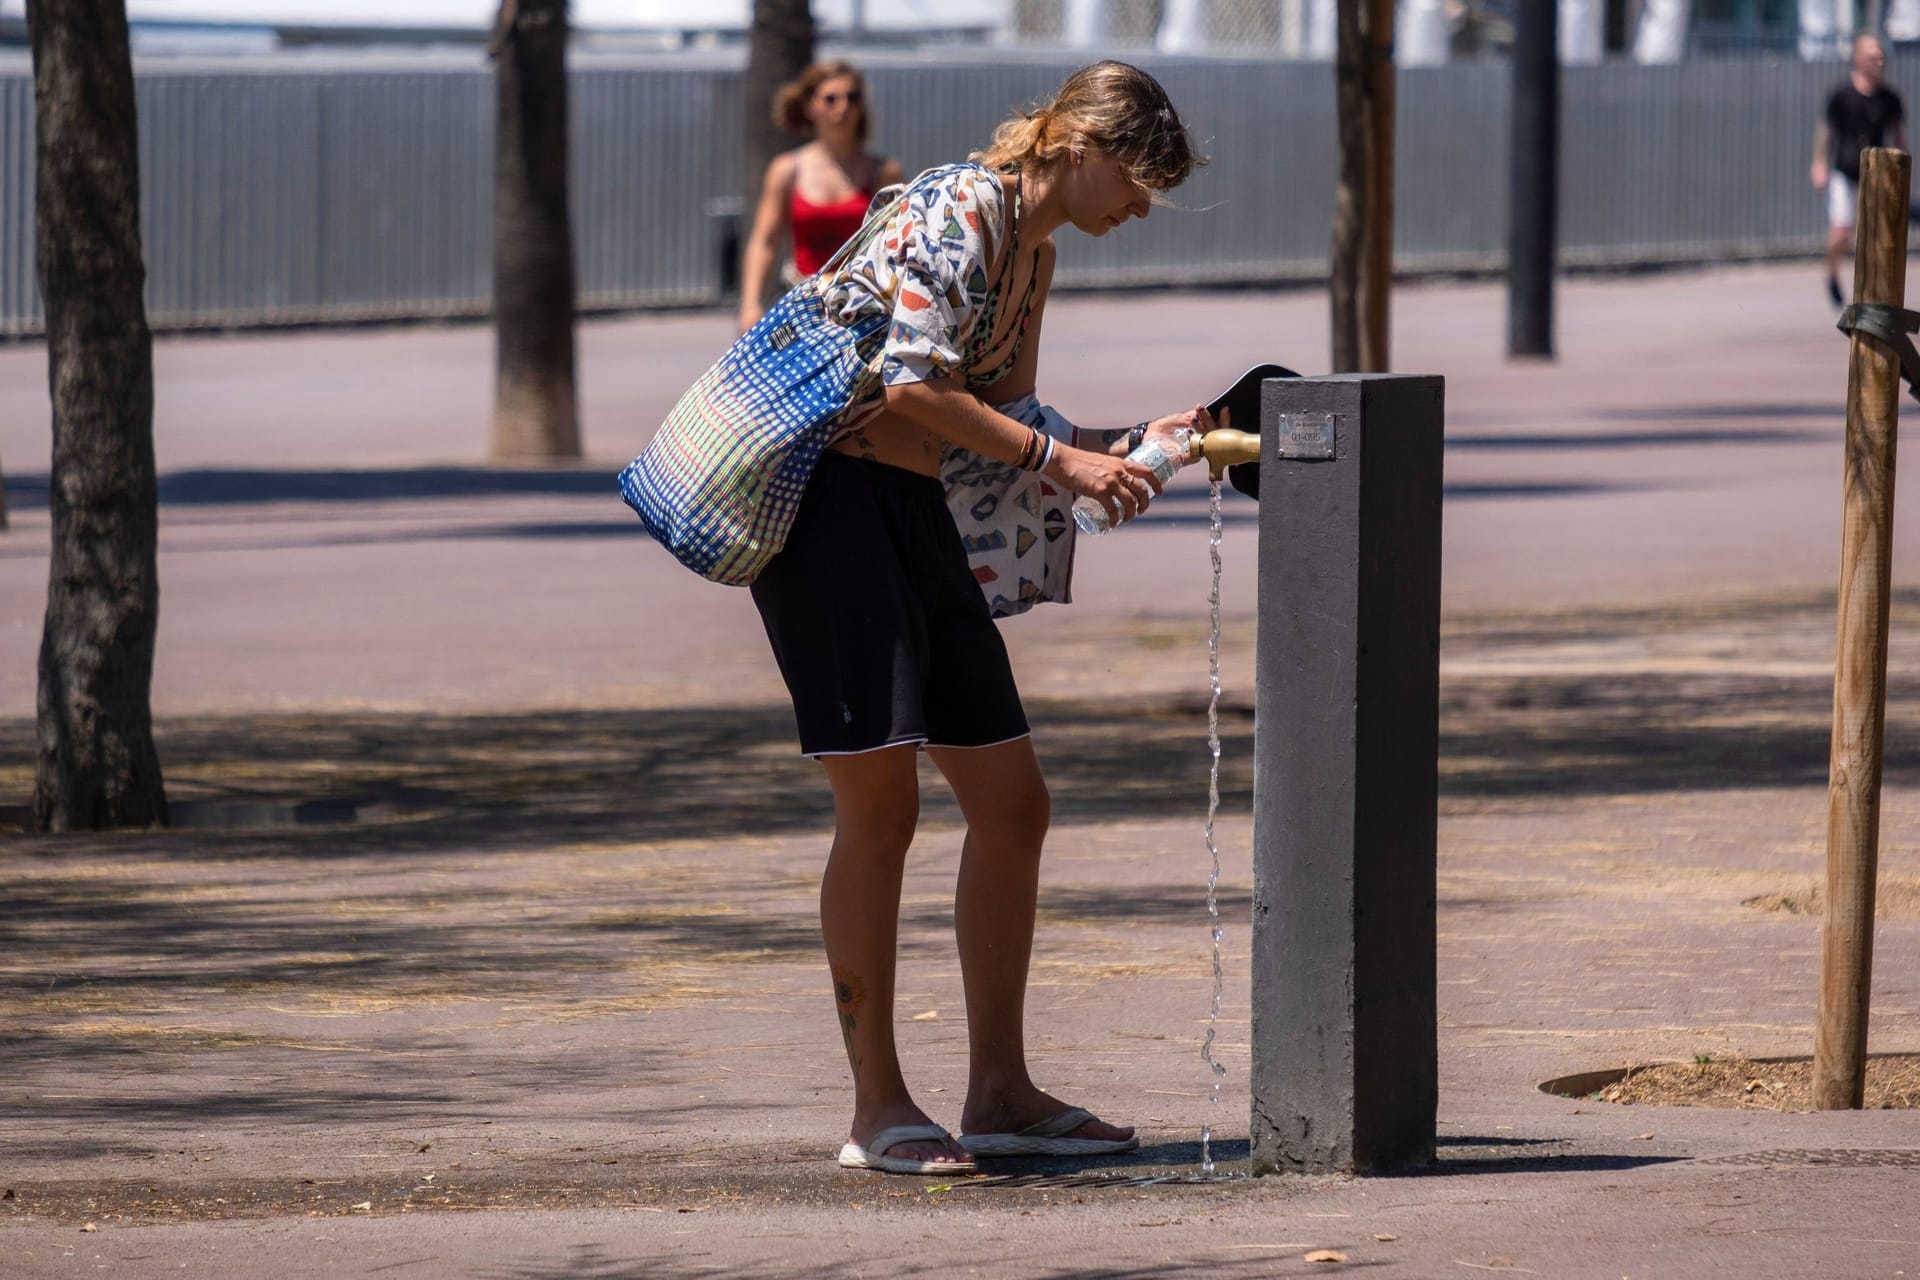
[972,61,1202,196]
[771,61,872,144]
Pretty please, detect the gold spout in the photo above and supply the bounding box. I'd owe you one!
[1196,428,1261,479]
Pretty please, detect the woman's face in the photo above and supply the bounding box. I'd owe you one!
[806,75,864,137]
[1061,146,1153,237]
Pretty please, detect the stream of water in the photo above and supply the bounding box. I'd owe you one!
[1199,475,1228,1174]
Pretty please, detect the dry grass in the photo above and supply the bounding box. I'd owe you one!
[1742,877,1920,919]
[1588,1055,1920,1110]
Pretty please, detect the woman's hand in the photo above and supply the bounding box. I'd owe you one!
[1143,402,1226,443]
[1045,443,1164,526]
[738,303,766,335]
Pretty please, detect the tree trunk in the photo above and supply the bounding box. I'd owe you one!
[1329,0,1364,373]
[1359,0,1394,373]
[741,0,814,310]
[28,0,168,831]
[489,0,579,461]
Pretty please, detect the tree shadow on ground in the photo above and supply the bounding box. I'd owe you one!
[1438,669,1920,797]
[475,1251,1354,1280]
[4,660,1913,862]
[7,592,1916,1100]
[2,467,616,510]
[0,699,1254,859]
[1445,427,1825,450]
[1415,1152,1687,1176]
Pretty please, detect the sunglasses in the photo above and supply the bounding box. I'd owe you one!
[818,91,863,107]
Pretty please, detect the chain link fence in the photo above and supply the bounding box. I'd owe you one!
[1007,0,1827,58]
[1010,0,1292,52]
[0,46,1885,335]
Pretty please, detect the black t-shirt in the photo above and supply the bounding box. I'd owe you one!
[1828,83,1905,181]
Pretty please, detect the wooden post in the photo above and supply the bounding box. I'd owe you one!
[1815,146,1910,1110]
[1332,0,1395,374]
[1329,0,1364,373]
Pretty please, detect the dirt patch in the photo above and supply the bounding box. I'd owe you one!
[1550,1055,1920,1110]
[1742,877,1920,919]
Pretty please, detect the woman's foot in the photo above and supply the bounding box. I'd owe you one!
[960,1088,1134,1147]
[848,1102,972,1168]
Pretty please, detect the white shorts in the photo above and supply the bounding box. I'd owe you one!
[1829,171,1857,229]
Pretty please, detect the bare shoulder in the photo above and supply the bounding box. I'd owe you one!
[767,148,801,190]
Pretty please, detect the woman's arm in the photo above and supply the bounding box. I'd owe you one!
[884,378,1168,523]
[738,152,797,333]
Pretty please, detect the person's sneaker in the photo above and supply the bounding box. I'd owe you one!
[1828,276,1845,307]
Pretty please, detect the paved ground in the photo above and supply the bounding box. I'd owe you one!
[3,263,1920,1277]
[5,259,1917,715]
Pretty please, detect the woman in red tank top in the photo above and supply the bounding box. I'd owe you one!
[739,61,902,333]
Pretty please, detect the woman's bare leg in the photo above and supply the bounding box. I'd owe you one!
[928,737,1132,1143]
[819,744,970,1166]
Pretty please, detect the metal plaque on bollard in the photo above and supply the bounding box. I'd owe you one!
[1272,412,1339,460]
[1249,374,1444,1175]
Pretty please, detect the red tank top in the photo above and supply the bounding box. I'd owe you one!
[790,186,874,276]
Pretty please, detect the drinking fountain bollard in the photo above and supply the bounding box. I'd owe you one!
[1247,374,1444,1175]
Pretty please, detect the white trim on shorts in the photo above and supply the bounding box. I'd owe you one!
[1830,171,1858,229]
[805,730,1033,759]
[923,732,1034,752]
[807,734,928,759]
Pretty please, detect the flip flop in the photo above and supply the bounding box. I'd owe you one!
[837,1123,978,1176]
[958,1106,1139,1157]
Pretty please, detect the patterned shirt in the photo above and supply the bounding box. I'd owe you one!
[817,162,1067,619]
[822,162,1013,397]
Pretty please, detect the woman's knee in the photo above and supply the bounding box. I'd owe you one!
[840,802,921,859]
[823,745,922,858]
[932,741,1052,844]
[831,785,921,861]
[982,770,1050,845]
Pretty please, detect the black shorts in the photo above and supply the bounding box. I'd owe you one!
[749,451,1030,757]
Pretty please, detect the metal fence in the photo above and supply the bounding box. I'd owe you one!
[0,49,1888,336]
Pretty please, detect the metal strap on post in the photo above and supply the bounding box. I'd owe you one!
[1836,303,1920,401]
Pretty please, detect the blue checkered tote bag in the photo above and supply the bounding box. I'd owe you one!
[619,197,900,586]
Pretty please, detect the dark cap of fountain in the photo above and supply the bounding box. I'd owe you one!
[1204,362,1300,500]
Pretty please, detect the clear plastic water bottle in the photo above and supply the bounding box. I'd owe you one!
[1072,428,1196,536]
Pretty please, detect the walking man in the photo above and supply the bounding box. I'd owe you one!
[1813,34,1907,307]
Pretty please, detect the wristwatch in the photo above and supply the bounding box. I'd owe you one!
[1126,422,1149,453]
